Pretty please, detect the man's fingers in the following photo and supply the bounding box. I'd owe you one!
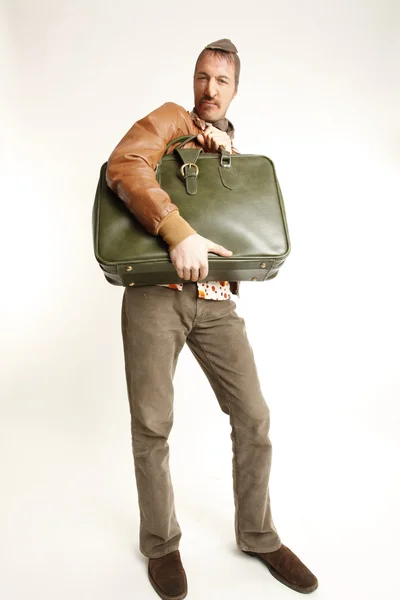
[190,268,200,282]
[172,259,183,279]
[208,243,233,257]
[173,264,201,281]
[198,127,232,153]
[198,133,215,151]
[199,128,217,151]
[199,263,208,280]
[171,255,187,280]
[171,235,230,281]
[204,132,214,150]
[183,267,191,280]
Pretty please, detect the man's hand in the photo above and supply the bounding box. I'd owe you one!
[197,125,232,153]
[170,234,233,281]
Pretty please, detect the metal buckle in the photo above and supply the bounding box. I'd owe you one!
[179,162,199,177]
[220,153,231,168]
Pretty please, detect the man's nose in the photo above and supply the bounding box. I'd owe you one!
[205,78,217,98]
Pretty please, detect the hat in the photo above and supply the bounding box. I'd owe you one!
[205,38,238,53]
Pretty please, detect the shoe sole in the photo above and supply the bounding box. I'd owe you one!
[243,551,319,594]
[147,565,188,600]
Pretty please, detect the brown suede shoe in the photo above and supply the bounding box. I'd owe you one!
[244,544,318,594]
[148,550,188,600]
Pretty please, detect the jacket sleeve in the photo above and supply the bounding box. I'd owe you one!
[106,102,196,250]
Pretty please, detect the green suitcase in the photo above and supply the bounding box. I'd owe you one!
[93,135,290,287]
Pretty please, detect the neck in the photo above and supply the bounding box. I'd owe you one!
[190,108,235,140]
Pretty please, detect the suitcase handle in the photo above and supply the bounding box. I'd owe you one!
[164,134,231,156]
[164,135,198,154]
[164,134,232,167]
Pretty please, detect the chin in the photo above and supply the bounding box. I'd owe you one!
[197,107,222,122]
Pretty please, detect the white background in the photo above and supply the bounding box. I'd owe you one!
[2,1,400,599]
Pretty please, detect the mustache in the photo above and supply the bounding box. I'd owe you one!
[201,97,219,106]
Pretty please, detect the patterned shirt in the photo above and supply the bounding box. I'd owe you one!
[161,281,231,300]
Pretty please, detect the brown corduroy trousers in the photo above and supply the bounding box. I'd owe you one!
[121,283,281,558]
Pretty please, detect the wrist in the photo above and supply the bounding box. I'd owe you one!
[157,212,196,250]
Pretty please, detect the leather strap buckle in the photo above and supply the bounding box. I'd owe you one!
[179,162,199,177]
[220,152,231,168]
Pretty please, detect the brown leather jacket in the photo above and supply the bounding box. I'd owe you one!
[106,102,239,295]
[106,102,206,250]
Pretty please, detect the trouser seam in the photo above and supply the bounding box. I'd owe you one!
[191,331,246,546]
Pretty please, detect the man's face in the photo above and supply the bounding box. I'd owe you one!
[193,53,237,122]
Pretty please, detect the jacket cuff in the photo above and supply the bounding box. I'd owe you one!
[157,211,196,250]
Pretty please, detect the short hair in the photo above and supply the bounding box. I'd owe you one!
[194,48,241,91]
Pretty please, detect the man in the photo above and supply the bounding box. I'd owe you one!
[106,39,318,600]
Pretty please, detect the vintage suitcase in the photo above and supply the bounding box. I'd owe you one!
[93,135,290,286]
